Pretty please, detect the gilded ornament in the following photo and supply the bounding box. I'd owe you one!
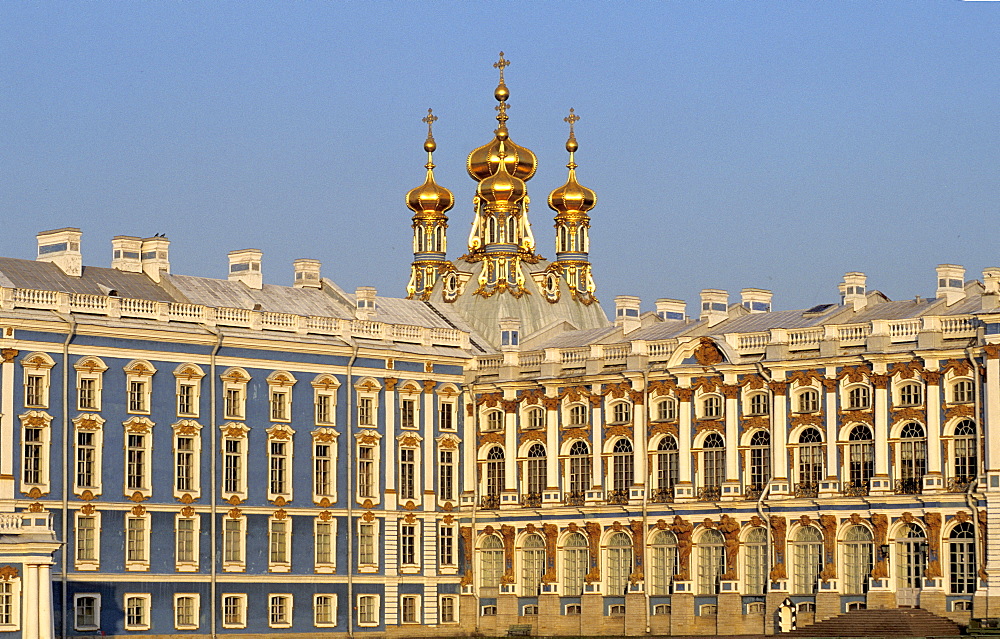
[27,502,44,513]
[693,338,724,366]
[273,496,287,507]
[228,508,242,519]
[80,490,94,501]
[361,511,375,522]
[180,506,195,518]
[403,501,417,511]
[769,516,787,581]
[0,566,18,581]
[130,505,146,516]
[80,503,95,515]
[362,499,374,509]
[0,349,19,363]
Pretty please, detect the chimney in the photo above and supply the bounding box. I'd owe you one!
[228,249,263,289]
[936,264,966,306]
[355,286,377,320]
[655,298,685,321]
[293,259,322,289]
[111,236,142,273]
[700,289,728,326]
[36,228,83,277]
[614,295,641,334]
[140,236,170,282]
[840,272,868,311]
[983,267,1000,311]
[740,288,772,313]
[499,316,520,351]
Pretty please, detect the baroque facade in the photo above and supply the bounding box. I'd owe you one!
[0,53,997,637]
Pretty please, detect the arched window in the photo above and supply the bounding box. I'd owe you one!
[654,436,678,502]
[702,433,725,494]
[896,523,927,589]
[702,395,722,419]
[792,526,823,594]
[611,439,634,493]
[952,420,977,489]
[506,215,516,244]
[606,532,633,596]
[525,444,546,497]
[480,535,504,587]
[579,227,589,252]
[485,447,504,502]
[484,410,503,432]
[796,427,824,496]
[563,533,588,596]
[568,404,588,426]
[898,382,923,407]
[521,534,546,596]
[567,441,591,499]
[697,529,725,595]
[952,379,974,404]
[435,226,444,252]
[414,225,424,252]
[558,226,569,253]
[486,217,497,244]
[748,430,771,493]
[797,389,819,413]
[525,407,544,430]
[897,422,926,494]
[611,402,632,424]
[648,530,678,595]
[847,385,871,410]
[949,522,976,594]
[744,527,767,595]
[748,393,770,416]
[846,425,874,495]
[843,525,873,595]
[656,398,677,421]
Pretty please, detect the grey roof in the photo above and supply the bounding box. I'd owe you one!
[616,319,698,342]
[0,257,178,301]
[688,308,836,335]
[845,298,935,322]
[530,325,619,350]
[166,274,355,318]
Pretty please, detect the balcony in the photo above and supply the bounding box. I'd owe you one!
[794,482,819,498]
[651,487,674,503]
[564,491,586,506]
[521,493,542,508]
[697,486,721,502]
[947,475,976,492]
[480,495,500,510]
[744,484,765,501]
[894,478,922,495]
[607,489,629,505]
[842,480,870,497]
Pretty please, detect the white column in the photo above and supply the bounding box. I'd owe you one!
[677,389,693,487]
[384,380,397,496]
[986,354,1000,473]
[925,372,943,476]
[423,383,435,507]
[462,392,475,497]
[874,377,889,478]
[22,564,37,639]
[590,385,603,490]
[545,396,558,490]
[771,383,788,480]
[0,350,16,500]
[503,394,516,492]
[37,563,52,639]
[724,389,739,481]
[824,382,838,481]
[633,388,646,486]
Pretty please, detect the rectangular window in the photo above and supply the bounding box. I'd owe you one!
[78,377,98,411]
[126,516,148,568]
[359,523,376,566]
[174,594,198,630]
[401,595,419,623]
[22,426,43,486]
[25,374,45,407]
[269,519,290,566]
[400,398,416,429]
[270,441,288,495]
[439,525,455,565]
[271,390,289,421]
[177,383,196,416]
[0,581,14,627]
[358,397,374,426]
[316,521,334,567]
[76,515,97,563]
[223,518,244,566]
[438,450,454,501]
[126,433,147,491]
[269,594,292,628]
[314,443,333,497]
[357,595,379,626]
[225,388,243,419]
[439,402,454,430]
[176,517,196,566]
[128,380,147,413]
[358,446,375,498]
[222,594,246,628]
[314,594,337,626]
[399,448,416,500]
[124,594,150,630]
[400,524,417,565]
[76,431,97,489]
[440,595,457,623]
[223,439,244,495]
[315,394,333,424]
[74,595,100,631]
[175,436,195,493]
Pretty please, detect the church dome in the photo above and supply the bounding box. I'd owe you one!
[477,141,525,206]
[406,110,454,216]
[467,132,537,183]
[548,110,596,215]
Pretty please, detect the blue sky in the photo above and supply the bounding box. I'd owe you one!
[2,1,998,315]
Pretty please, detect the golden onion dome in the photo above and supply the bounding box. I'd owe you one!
[548,108,596,215]
[406,108,454,216]
[477,142,526,206]
[467,131,537,182]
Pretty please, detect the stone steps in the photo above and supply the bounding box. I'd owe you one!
[783,607,964,637]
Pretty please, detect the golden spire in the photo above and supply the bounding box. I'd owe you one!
[564,107,580,168]
[548,108,596,215]
[422,108,438,168]
[406,108,454,216]
[493,52,510,133]
[467,52,536,182]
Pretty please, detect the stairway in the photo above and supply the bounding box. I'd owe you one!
[783,607,963,637]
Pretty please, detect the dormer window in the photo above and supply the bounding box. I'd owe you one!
[357,299,375,310]
[501,329,519,347]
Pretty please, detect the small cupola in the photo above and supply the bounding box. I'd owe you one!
[840,272,868,311]
[36,228,83,277]
[140,236,170,282]
[936,264,966,305]
[228,249,263,289]
[111,236,143,273]
[740,288,772,313]
[614,295,641,333]
[700,289,729,326]
[355,287,377,320]
[293,259,322,289]
[655,298,685,321]
[499,316,520,351]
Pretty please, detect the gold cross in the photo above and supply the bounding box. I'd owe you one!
[564,108,580,136]
[494,51,510,83]
[422,108,438,138]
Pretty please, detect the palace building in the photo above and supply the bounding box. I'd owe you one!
[0,53,997,638]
